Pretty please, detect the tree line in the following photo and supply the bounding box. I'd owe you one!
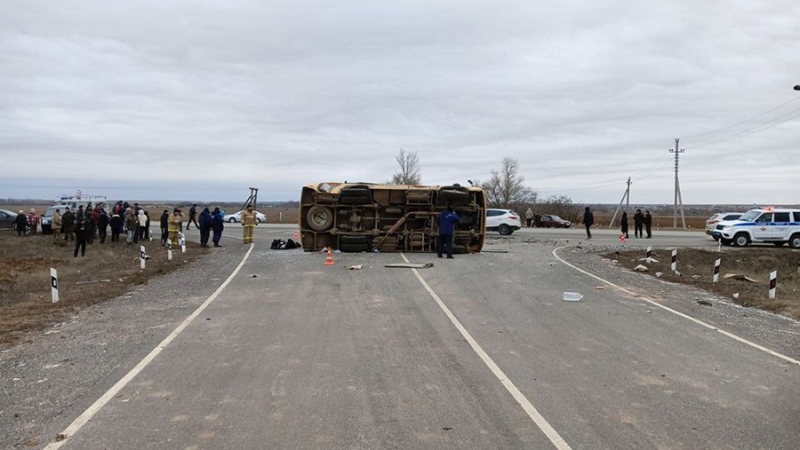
[388,150,581,222]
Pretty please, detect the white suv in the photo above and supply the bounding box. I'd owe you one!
[486,209,522,235]
[705,212,742,239]
[716,208,800,248]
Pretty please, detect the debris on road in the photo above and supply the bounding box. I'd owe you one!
[482,249,509,253]
[655,272,663,278]
[639,257,659,264]
[596,286,606,290]
[74,279,111,285]
[633,264,649,272]
[385,263,434,269]
[696,300,713,307]
[348,265,363,270]
[563,292,583,302]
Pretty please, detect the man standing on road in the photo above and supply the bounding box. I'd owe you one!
[437,206,460,259]
[534,211,542,228]
[645,210,653,239]
[582,207,594,239]
[211,207,225,248]
[62,207,74,242]
[168,208,182,247]
[241,204,257,244]
[73,216,88,258]
[633,209,644,238]
[198,207,212,247]
[159,209,169,245]
[97,209,109,243]
[27,209,39,234]
[621,211,629,239]
[187,204,199,230]
[52,208,62,245]
[525,208,534,228]
[110,213,121,243]
[125,208,138,245]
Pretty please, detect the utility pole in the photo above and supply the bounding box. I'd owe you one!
[669,139,687,230]
[607,177,632,229]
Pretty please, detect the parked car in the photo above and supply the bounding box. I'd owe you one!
[226,210,266,224]
[705,212,742,239]
[40,205,69,234]
[715,208,800,247]
[486,209,522,235]
[0,209,18,230]
[540,214,572,228]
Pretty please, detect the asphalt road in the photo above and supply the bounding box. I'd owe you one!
[37,227,799,449]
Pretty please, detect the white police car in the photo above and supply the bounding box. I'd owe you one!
[715,208,800,248]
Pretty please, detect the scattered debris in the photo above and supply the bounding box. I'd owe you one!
[732,293,740,299]
[348,265,363,270]
[655,272,663,278]
[75,279,111,285]
[639,257,659,264]
[563,292,583,302]
[596,286,606,290]
[724,273,759,283]
[696,300,713,307]
[691,275,701,279]
[55,433,66,442]
[384,263,434,269]
[633,264,649,272]
[482,249,509,254]
[251,274,257,278]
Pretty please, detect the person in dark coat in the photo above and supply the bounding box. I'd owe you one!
[62,207,75,242]
[582,207,594,239]
[73,216,87,257]
[198,207,212,247]
[84,212,96,244]
[109,213,122,243]
[76,205,85,221]
[437,206,460,259]
[14,210,27,236]
[621,211,629,239]
[187,204,199,230]
[160,209,169,246]
[97,210,109,243]
[211,207,225,248]
[645,210,653,238]
[633,209,644,238]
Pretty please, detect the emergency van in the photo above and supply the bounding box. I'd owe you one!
[714,207,800,248]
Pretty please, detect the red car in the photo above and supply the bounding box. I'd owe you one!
[540,214,572,228]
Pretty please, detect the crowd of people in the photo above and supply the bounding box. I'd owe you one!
[12,201,251,258]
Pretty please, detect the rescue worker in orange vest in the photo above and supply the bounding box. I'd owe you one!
[168,208,183,246]
[241,204,257,244]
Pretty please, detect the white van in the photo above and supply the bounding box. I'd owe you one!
[715,208,800,248]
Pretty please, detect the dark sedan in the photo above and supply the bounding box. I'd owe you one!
[540,214,573,228]
[0,209,19,230]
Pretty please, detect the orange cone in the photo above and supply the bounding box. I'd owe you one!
[293,230,299,240]
[620,234,626,243]
[325,247,335,266]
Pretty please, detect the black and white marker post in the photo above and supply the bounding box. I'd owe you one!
[769,271,777,299]
[50,268,59,303]
[671,249,678,272]
[180,232,186,254]
[713,258,721,283]
[167,240,173,261]
[646,246,652,259]
[140,245,146,270]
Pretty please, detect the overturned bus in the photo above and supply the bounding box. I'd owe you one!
[300,183,486,253]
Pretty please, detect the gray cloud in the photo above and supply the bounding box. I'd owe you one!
[1,0,799,203]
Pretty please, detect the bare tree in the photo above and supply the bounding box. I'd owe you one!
[481,157,537,208]
[391,149,422,185]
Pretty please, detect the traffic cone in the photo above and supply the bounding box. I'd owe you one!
[293,230,299,240]
[620,234,626,243]
[325,247,335,266]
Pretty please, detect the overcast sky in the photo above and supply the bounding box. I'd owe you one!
[1,0,799,204]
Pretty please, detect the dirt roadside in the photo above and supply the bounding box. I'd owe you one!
[0,231,208,348]
[609,247,800,320]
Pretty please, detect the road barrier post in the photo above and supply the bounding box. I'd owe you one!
[50,268,59,303]
[140,246,146,270]
[769,271,777,299]
[180,232,186,253]
[646,246,652,259]
[671,249,677,272]
[167,241,173,261]
[713,258,720,283]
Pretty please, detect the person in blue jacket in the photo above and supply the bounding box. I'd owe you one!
[198,207,212,247]
[437,206,460,259]
[211,207,225,248]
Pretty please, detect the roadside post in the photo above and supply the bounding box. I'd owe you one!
[671,249,677,272]
[713,258,721,283]
[50,268,59,303]
[769,271,777,299]
[180,232,186,254]
[646,246,652,259]
[140,245,146,270]
[167,241,173,261]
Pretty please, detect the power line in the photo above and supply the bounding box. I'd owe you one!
[684,97,800,141]
[692,107,800,149]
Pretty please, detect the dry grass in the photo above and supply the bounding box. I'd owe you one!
[593,215,708,230]
[0,230,208,347]
[611,248,800,320]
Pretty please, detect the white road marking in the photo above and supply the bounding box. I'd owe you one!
[400,254,573,450]
[552,247,799,366]
[44,244,256,449]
